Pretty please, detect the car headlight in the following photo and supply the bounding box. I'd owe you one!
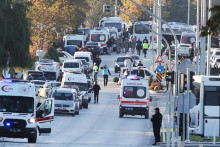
[0,117,3,122]
[28,117,36,124]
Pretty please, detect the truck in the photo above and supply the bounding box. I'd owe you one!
[0,79,54,143]
[35,59,60,81]
[190,76,220,137]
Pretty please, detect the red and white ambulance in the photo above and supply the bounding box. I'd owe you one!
[119,76,150,119]
[0,79,54,143]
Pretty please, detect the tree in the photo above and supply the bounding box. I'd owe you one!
[201,5,220,36]
[86,0,114,28]
[0,0,32,68]
[27,0,88,55]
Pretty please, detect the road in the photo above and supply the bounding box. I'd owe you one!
[0,51,168,147]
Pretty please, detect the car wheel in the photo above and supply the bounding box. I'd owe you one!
[114,67,118,73]
[119,110,123,118]
[145,110,149,119]
[71,113,75,116]
[88,98,91,103]
[85,104,88,109]
[28,136,37,143]
[75,111,79,115]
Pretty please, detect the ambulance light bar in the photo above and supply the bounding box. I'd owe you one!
[2,79,29,83]
[127,75,140,80]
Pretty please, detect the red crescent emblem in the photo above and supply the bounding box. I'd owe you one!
[1,85,13,92]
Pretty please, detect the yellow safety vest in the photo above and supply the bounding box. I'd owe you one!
[161,44,165,49]
[93,65,98,72]
[143,43,148,49]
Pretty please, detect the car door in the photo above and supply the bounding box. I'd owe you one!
[36,98,54,136]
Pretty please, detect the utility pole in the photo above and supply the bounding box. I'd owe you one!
[207,0,212,76]
[188,0,190,24]
[200,0,206,75]
[115,0,118,17]
[152,0,156,71]
[156,0,162,67]
[196,0,200,75]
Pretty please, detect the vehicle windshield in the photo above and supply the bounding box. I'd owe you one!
[44,72,56,81]
[67,40,82,47]
[117,57,133,62]
[181,36,196,44]
[211,37,220,48]
[64,62,79,68]
[0,96,34,113]
[204,86,220,106]
[53,92,73,101]
[31,81,45,85]
[216,59,220,63]
[134,24,150,34]
[27,74,46,81]
[75,57,89,62]
[91,34,106,42]
[123,86,146,98]
[51,83,61,87]
[64,82,88,91]
[215,52,220,55]
[80,60,87,65]
[131,56,139,60]
[104,23,122,32]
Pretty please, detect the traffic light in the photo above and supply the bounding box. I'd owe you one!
[180,73,187,93]
[190,71,195,90]
[166,71,174,84]
[103,5,111,12]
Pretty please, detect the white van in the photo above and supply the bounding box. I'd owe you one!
[190,76,220,137]
[74,52,93,73]
[63,34,87,48]
[118,76,150,118]
[35,59,60,81]
[62,59,84,73]
[61,72,89,109]
[0,79,54,143]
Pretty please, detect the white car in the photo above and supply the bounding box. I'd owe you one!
[58,51,74,63]
[211,57,220,68]
[30,80,46,96]
[62,59,84,73]
[38,81,61,98]
[177,44,192,58]
[210,50,220,61]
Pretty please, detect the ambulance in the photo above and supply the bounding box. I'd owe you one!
[118,76,150,119]
[35,59,60,81]
[61,72,89,109]
[0,79,54,143]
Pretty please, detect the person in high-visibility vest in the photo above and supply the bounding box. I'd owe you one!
[93,63,99,81]
[142,42,149,58]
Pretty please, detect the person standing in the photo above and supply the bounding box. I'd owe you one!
[143,37,148,44]
[131,37,136,53]
[151,107,163,145]
[142,42,149,58]
[137,61,143,66]
[100,64,111,86]
[106,38,112,55]
[92,82,101,104]
[93,63,99,82]
[13,73,18,79]
[136,39,142,56]
[124,38,129,52]
[94,55,102,69]
[116,39,121,54]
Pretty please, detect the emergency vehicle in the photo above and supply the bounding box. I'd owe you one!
[189,76,220,137]
[99,17,124,36]
[133,21,153,42]
[89,27,110,53]
[118,76,150,119]
[61,72,89,109]
[0,79,54,143]
[35,59,60,81]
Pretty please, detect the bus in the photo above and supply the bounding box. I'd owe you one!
[133,21,153,42]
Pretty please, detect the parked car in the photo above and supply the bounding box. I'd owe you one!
[38,81,61,98]
[58,51,74,63]
[61,59,84,74]
[114,56,133,73]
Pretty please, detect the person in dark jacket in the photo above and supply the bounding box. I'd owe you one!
[93,55,102,68]
[143,37,148,43]
[92,82,101,104]
[137,61,143,66]
[151,107,163,145]
[136,39,142,56]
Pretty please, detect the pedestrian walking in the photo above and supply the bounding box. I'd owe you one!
[92,82,101,104]
[136,39,142,56]
[100,64,111,86]
[94,55,102,69]
[106,38,112,55]
[142,42,149,58]
[131,37,136,53]
[116,39,121,54]
[93,63,99,82]
[151,107,163,145]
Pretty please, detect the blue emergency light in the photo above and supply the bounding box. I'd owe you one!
[6,122,11,127]
[2,79,13,83]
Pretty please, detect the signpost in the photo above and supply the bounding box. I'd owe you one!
[156,66,164,73]
[155,55,164,63]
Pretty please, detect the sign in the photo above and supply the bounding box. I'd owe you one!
[180,56,184,62]
[171,64,175,71]
[85,21,91,28]
[156,73,162,82]
[156,66,164,73]
[155,55,164,63]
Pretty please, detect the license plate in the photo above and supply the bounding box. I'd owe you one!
[125,108,133,110]
[58,107,66,110]
[9,128,21,132]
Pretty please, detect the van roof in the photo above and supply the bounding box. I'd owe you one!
[63,73,87,83]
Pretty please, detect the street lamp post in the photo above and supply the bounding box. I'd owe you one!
[207,0,212,76]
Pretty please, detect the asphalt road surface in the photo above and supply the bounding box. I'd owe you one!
[0,50,168,147]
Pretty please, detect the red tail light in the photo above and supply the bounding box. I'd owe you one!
[120,97,122,101]
[146,98,150,103]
